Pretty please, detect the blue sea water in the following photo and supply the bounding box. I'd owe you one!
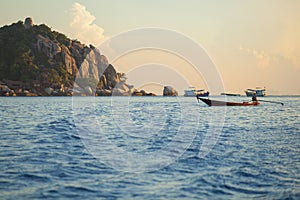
[0,96,299,199]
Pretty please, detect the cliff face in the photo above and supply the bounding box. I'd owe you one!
[0,18,121,95]
[36,33,119,90]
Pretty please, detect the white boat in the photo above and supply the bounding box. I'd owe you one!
[245,87,266,97]
[184,87,209,97]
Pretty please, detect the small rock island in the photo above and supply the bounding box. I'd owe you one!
[163,86,178,96]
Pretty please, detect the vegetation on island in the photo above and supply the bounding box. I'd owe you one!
[0,20,71,85]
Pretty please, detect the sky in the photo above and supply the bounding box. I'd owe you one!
[1,0,300,95]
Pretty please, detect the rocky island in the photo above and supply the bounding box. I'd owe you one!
[0,18,155,96]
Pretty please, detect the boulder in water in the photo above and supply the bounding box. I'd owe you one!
[163,86,178,96]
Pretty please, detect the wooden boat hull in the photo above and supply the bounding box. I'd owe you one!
[197,97,259,106]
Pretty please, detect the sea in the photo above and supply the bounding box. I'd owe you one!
[0,96,299,199]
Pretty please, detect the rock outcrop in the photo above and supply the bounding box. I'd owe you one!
[34,20,123,94]
[163,86,178,96]
[37,34,62,58]
[24,17,33,29]
[112,82,135,96]
[61,45,77,75]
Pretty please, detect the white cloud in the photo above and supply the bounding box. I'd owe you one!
[239,45,300,71]
[239,46,272,69]
[67,2,107,46]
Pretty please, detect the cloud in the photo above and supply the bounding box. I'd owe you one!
[239,46,272,69]
[67,2,107,46]
[279,47,300,69]
[239,45,300,71]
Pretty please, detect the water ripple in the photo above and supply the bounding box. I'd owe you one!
[0,97,299,199]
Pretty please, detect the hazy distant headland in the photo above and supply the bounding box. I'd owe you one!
[0,17,158,97]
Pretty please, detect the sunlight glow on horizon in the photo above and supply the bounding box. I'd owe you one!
[112,49,207,95]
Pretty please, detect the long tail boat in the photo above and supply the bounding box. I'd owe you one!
[197,96,259,106]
